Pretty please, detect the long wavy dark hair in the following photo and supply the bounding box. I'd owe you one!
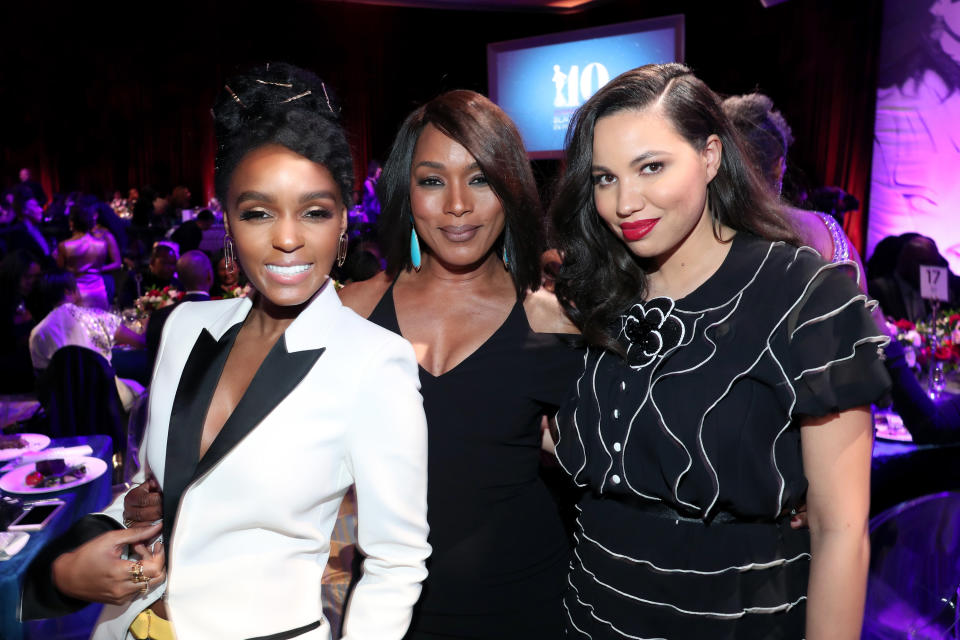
[378,90,544,297]
[551,63,800,355]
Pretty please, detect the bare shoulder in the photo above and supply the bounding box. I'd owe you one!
[787,207,834,261]
[523,287,580,335]
[338,271,392,319]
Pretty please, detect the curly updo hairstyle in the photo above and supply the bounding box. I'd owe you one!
[69,201,97,233]
[212,62,354,208]
[721,92,794,190]
[551,63,800,356]
[377,90,544,297]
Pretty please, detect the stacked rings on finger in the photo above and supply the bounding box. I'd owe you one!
[129,560,149,584]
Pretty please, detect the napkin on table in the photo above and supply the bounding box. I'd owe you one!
[0,445,94,473]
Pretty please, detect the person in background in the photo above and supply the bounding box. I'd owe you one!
[360,160,382,223]
[94,198,129,255]
[118,243,179,309]
[29,270,145,410]
[170,208,214,254]
[210,246,243,297]
[869,234,960,323]
[722,92,868,282]
[11,186,50,257]
[18,168,48,207]
[145,250,212,371]
[55,202,112,309]
[0,249,42,392]
[338,247,381,284]
[880,320,960,444]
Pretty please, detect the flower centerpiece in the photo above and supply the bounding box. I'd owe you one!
[215,283,253,300]
[888,310,960,372]
[135,286,184,315]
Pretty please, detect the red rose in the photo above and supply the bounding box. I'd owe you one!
[894,319,915,330]
[935,345,954,361]
[950,313,960,325]
[146,289,161,297]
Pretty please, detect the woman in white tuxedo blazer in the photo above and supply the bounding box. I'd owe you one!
[20,63,430,640]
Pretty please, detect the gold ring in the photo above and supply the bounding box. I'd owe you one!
[130,561,145,584]
[140,582,149,594]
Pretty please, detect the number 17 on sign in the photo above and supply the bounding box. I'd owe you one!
[919,265,950,302]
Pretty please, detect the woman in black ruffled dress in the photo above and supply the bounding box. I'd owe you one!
[549,64,891,639]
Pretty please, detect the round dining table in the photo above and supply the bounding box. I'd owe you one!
[0,435,113,640]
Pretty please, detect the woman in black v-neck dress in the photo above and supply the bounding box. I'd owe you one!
[341,91,583,638]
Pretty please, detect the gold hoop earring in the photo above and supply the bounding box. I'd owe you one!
[336,232,348,267]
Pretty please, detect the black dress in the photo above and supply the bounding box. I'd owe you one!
[369,282,584,639]
[555,234,891,639]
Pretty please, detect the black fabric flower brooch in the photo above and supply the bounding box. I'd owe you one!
[621,297,685,369]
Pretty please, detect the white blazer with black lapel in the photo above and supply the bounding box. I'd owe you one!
[92,280,430,640]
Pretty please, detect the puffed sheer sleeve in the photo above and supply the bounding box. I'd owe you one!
[782,259,891,417]
[341,333,430,639]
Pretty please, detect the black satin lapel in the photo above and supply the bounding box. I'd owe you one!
[191,335,324,482]
[162,324,241,550]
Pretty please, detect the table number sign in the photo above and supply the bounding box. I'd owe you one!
[920,265,950,302]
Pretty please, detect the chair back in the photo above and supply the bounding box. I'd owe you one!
[864,491,960,639]
[37,345,126,456]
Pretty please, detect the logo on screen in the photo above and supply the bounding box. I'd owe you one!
[552,63,611,108]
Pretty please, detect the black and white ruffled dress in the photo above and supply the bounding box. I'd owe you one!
[555,233,890,639]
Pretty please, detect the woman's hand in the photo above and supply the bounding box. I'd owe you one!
[51,522,165,605]
[123,478,163,526]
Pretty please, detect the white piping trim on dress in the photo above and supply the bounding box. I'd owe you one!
[593,351,616,493]
[573,548,807,618]
[667,293,746,512]
[616,243,780,503]
[568,574,669,640]
[766,255,866,514]
[789,293,873,339]
[563,594,595,639]
[793,335,889,381]
[623,242,776,506]
[575,526,811,574]
[555,349,591,487]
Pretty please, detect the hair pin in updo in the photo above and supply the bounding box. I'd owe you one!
[255,79,294,88]
[320,81,338,115]
[281,90,312,104]
[224,84,246,108]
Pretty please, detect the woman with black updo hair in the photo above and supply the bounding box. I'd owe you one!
[21,63,430,640]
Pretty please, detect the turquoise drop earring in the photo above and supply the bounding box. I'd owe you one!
[410,225,422,272]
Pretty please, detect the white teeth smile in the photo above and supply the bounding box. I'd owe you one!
[266,264,312,275]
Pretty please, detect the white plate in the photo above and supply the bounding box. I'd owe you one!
[874,411,913,443]
[0,434,50,462]
[0,456,108,494]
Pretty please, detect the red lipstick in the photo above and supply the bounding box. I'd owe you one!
[620,219,659,242]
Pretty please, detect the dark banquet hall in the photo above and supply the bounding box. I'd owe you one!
[1,0,959,638]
